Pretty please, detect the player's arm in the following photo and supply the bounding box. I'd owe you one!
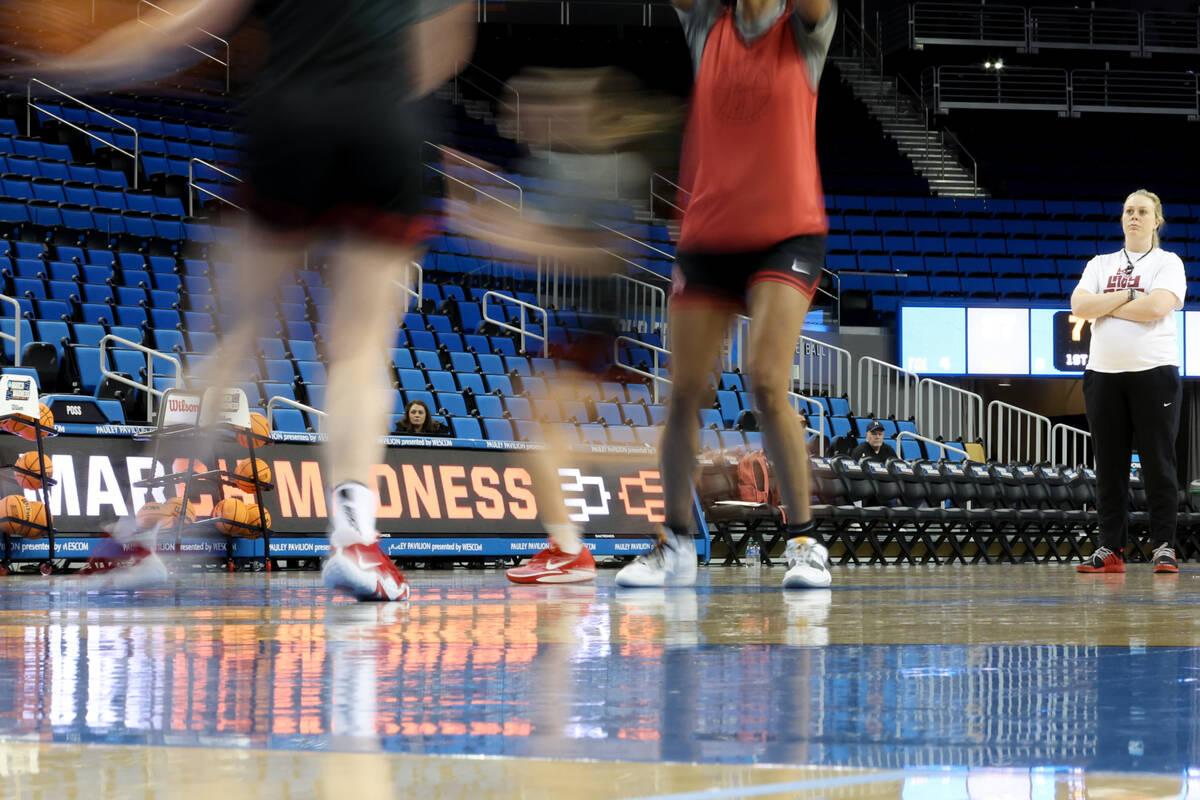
[408,1,477,99]
[29,0,251,87]
[1069,287,1130,321]
[673,0,696,12]
[1108,289,1179,323]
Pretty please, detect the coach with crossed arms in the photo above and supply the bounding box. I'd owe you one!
[1070,189,1187,575]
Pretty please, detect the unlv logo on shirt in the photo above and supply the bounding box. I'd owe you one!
[1105,274,1142,291]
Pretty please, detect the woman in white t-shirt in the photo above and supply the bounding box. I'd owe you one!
[1070,189,1187,575]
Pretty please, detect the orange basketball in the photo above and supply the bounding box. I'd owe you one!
[236,412,272,448]
[13,450,51,490]
[0,494,30,537]
[8,404,54,441]
[212,497,250,536]
[23,500,46,538]
[136,501,171,528]
[162,496,196,525]
[244,503,271,536]
[234,457,271,492]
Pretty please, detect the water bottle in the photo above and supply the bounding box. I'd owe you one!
[746,540,760,570]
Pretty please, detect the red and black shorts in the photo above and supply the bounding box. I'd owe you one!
[672,234,826,307]
[240,86,430,246]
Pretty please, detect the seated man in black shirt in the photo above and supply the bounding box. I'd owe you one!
[852,420,898,463]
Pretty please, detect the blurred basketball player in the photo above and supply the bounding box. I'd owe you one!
[615,0,837,589]
[28,0,476,598]
[442,68,680,584]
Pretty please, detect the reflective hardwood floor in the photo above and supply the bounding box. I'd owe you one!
[1,563,1198,798]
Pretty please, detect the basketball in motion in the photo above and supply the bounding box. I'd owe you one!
[213,497,250,536]
[236,412,273,448]
[234,458,272,492]
[0,494,30,537]
[14,451,52,490]
[244,503,271,536]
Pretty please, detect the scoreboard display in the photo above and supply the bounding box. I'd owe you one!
[901,305,1190,377]
[1051,311,1093,371]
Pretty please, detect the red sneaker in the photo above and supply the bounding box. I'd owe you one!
[506,542,596,584]
[1077,546,1126,574]
[323,542,411,601]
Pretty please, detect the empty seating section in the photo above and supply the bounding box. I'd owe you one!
[824,194,1200,320]
[0,92,1018,454]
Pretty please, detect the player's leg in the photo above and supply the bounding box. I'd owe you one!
[1078,370,1133,574]
[195,223,302,400]
[506,372,597,584]
[81,225,301,588]
[615,300,733,588]
[320,240,413,601]
[742,280,829,588]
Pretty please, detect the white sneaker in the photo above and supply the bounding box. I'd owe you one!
[782,536,832,589]
[322,542,411,602]
[614,534,697,588]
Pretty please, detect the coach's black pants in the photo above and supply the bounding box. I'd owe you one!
[1083,366,1182,551]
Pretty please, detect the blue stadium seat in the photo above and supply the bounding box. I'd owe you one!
[483,418,514,441]
[505,396,533,420]
[484,374,513,396]
[271,408,307,433]
[578,424,607,445]
[473,394,504,418]
[450,416,482,440]
[515,419,544,442]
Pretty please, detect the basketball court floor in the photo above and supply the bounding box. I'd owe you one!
[0,564,1197,798]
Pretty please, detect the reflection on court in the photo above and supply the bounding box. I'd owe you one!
[0,566,1197,797]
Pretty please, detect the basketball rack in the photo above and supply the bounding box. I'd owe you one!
[0,411,58,575]
[133,388,275,571]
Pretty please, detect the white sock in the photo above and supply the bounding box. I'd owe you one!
[329,481,378,549]
[546,522,582,554]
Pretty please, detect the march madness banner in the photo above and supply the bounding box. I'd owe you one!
[0,435,668,540]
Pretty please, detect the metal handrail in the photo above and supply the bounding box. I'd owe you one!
[397,260,424,312]
[855,356,919,422]
[27,78,140,188]
[1050,422,1093,468]
[599,247,674,284]
[789,393,827,457]
[916,377,984,444]
[98,335,182,421]
[481,291,548,357]
[136,0,231,93]
[614,334,670,404]
[649,171,687,217]
[841,6,982,197]
[424,141,524,212]
[986,399,1052,465]
[598,223,675,261]
[187,157,242,216]
[0,294,21,366]
[895,430,970,461]
[267,394,325,433]
[613,272,667,340]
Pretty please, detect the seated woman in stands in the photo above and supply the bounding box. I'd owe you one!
[394,400,447,437]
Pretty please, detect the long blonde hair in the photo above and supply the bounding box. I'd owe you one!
[1127,188,1165,249]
